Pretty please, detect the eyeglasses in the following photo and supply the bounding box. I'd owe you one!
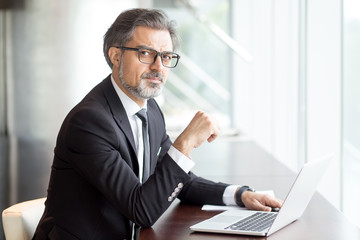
[116,46,180,68]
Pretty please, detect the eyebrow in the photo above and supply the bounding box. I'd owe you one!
[136,45,174,53]
[136,45,152,50]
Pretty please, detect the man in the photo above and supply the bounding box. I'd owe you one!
[33,8,282,240]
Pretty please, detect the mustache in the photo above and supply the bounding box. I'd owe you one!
[141,72,164,82]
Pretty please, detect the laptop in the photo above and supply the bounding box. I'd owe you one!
[190,154,333,236]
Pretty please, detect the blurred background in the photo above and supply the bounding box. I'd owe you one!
[0,0,359,238]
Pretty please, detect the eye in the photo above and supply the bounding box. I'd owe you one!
[140,49,152,57]
[162,53,173,61]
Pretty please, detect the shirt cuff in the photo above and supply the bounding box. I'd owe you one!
[168,145,195,173]
[222,185,240,206]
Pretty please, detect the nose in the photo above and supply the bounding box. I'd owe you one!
[150,54,164,71]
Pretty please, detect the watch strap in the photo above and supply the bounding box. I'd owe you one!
[235,185,255,207]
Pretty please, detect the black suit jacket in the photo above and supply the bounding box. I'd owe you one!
[33,75,228,240]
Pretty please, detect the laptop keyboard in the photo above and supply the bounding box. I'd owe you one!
[225,212,277,232]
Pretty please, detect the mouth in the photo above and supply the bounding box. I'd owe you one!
[145,77,162,84]
[142,72,164,85]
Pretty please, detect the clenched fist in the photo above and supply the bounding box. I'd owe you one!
[173,111,220,157]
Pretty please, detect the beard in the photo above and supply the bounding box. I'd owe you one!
[118,61,165,100]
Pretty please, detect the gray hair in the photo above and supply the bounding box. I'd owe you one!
[103,8,181,68]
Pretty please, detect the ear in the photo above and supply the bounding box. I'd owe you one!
[108,47,121,68]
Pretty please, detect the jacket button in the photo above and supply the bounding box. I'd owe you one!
[168,196,173,202]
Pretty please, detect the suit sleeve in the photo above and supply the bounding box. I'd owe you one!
[177,172,229,205]
[150,101,229,206]
[158,136,229,205]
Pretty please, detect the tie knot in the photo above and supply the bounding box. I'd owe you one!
[136,109,147,122]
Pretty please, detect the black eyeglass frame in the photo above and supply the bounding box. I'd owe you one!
[116,46,180,68]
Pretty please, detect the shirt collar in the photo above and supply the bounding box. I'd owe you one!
[111,74,147,118]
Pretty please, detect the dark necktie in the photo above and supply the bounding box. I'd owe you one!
[133,109,150,240]
[136,109,150,182]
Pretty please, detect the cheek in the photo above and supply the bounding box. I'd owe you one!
[121,61,143,85]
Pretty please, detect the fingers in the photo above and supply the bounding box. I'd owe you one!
[242,192,283,212]
[196,111,220,143]
[173,111,220,157]
[193,111,220,146]
[206,130,219,143]
[267,197,283,209]
[252,201,272,212]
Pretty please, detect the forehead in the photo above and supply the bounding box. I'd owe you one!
[128,26,173,51]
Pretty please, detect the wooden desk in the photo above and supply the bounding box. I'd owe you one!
[140,140,360,240]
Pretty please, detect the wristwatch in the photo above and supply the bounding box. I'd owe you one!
[235,186,255,207]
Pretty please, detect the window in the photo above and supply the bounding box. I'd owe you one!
[156,0,358,226]
[343,0,360,227]
[156,0,232,134]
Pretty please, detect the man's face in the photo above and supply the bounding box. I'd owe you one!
[116,26,173,104]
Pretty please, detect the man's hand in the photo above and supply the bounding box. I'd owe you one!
[242,191,283,212]
[173,111,220,157]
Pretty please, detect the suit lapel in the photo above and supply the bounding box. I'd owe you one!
[101,75,136,154]
[101,75,164,176]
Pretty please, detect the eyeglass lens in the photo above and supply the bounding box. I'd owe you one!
[138,48,179,68]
